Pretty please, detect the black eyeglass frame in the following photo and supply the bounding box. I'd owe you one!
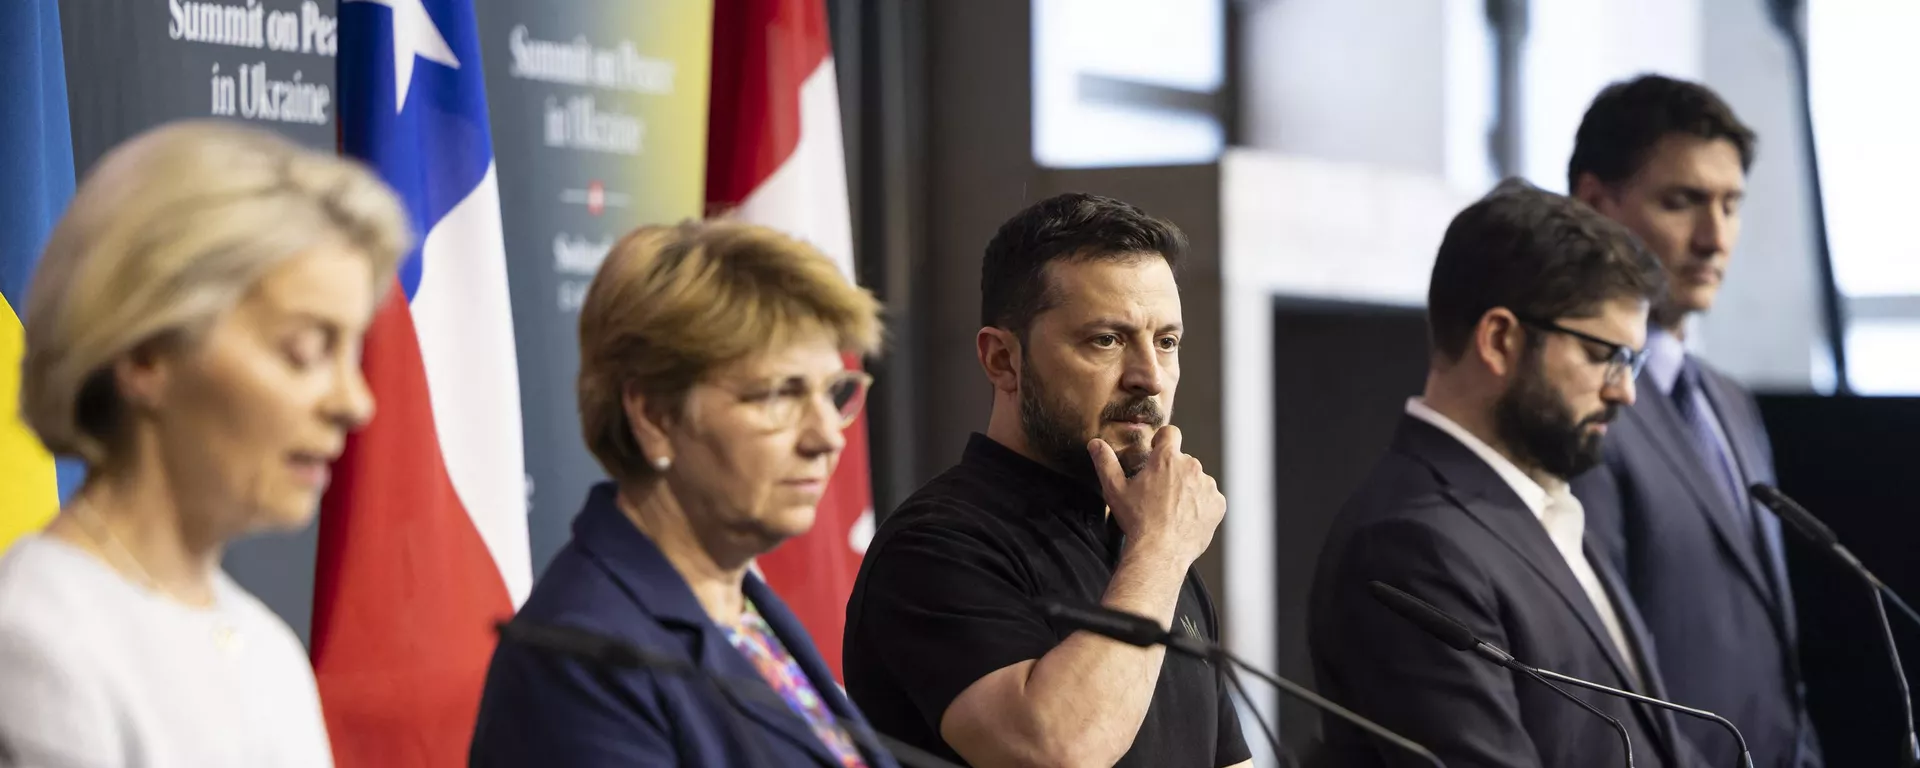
[1512,315,1648,385]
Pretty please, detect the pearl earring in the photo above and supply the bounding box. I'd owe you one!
[653,456,672,471]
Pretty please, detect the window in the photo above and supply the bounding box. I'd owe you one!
[1032,0,1225,168]
[1809,0,1920,392]
[1518,0,1703,192]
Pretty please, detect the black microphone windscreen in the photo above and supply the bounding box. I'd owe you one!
[1749,483,1839,546]
[1369,581,1480,652]
[1039,600,1168,648]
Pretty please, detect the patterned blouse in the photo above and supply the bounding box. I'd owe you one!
[722,601,871,768]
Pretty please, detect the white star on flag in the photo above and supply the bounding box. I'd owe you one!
[344,0,460,113]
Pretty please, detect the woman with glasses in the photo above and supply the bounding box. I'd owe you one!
[469,221,897,768]
[0,120,409,766]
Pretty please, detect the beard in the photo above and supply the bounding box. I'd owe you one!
[1493,348,1616,481]
[1018,351,1166,480]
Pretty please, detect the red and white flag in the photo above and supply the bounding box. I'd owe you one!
[707,0,869,679]
[315,0,530,763]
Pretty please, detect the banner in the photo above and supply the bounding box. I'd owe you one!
[61,0,339,170]
[474,0,714,566]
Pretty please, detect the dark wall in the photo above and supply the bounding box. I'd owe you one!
[917,0,1036,486]
[1761,394,1920,768]
[1269,300,1430,748]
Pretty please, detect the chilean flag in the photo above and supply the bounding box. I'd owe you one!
[708,0,870,680]
[317,0,530,764]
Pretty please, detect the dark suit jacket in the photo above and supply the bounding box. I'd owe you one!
[1311,415,1701,768]
[1573,362,1820,768]
[469,483,900,768]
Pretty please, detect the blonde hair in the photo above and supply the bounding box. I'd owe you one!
[577,220,883,482]
[21,119,412,466]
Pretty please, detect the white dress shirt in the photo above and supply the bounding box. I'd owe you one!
[1406,398,1644,688]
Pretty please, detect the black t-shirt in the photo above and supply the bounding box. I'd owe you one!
[844,433,1251,767]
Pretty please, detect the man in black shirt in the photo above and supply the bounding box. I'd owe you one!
[844,192,1251,768]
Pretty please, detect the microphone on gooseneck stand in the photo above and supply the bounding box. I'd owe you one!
[1367,582,1637,767]
[1369,581,1757,768]
[1750,484,1920,767]
[1748,484,1920,628]
[493,621,965,768]
[1039,599,1447,768]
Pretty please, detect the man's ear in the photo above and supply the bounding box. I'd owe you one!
[1472,307,1526,379]
[977,326,1022,395]
[622,381,676,466]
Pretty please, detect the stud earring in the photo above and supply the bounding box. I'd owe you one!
[653,456,672,471]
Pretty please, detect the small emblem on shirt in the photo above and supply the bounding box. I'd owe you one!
[1179,614,1203,641]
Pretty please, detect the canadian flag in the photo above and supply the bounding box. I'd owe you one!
[707,0,870,679]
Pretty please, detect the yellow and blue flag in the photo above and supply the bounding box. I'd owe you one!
[0,0,77,551]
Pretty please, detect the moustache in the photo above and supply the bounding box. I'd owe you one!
[1102,398,1166,427]
[1581,404,1620,428]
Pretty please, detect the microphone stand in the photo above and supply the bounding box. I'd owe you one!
[1039,599,1446,767]
[1751,483,1920,766]
[1370,581,1755,768]
[1199,643,1447,768]
[1483,647,1745,768]
[1507,663,1638,768]
[1872,590,1920,767]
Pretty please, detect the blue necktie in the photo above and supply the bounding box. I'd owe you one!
[1672,358,1785,601]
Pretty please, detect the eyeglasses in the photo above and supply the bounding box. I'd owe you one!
[705,370,873,430]
[1514,316,1648,386]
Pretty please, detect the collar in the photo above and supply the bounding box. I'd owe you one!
[961,433,1109,526]
[1404,398,1561,521]
[570,482,716,629]
[1643,327,1688,396]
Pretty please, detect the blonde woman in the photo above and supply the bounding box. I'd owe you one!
[470,222,898,768]
[0,120,410,767]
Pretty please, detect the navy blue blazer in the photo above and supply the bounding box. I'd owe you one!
[1573,364,1820,768]
[469,483,900,768]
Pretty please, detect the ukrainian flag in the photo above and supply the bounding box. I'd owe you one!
[0,0,76,552]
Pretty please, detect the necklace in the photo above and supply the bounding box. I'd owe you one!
[68,498,244,655]
[70,498,167,594]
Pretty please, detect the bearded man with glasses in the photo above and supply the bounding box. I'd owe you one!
[1307,179,1712,768]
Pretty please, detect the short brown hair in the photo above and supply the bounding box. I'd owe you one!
[1427,179,1667,361]
[980,192,1186,336]
[1568,74,1756,191]
[577,221,883,482]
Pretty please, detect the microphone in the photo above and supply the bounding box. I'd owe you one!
[1749,484,1920,766]
[1368,582,1636,767]
[1040,599,1445,768]
[1371,581,1754,768]
[1749,484,1920,626]
[493,620,964,768]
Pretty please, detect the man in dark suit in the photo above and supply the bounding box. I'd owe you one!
[1311,180,1702,767]
[1568,76,1819,768]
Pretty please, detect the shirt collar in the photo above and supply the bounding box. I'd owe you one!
[1404,398,1562,520]
[961,433,1109,524]
[1643,327,1688,396]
